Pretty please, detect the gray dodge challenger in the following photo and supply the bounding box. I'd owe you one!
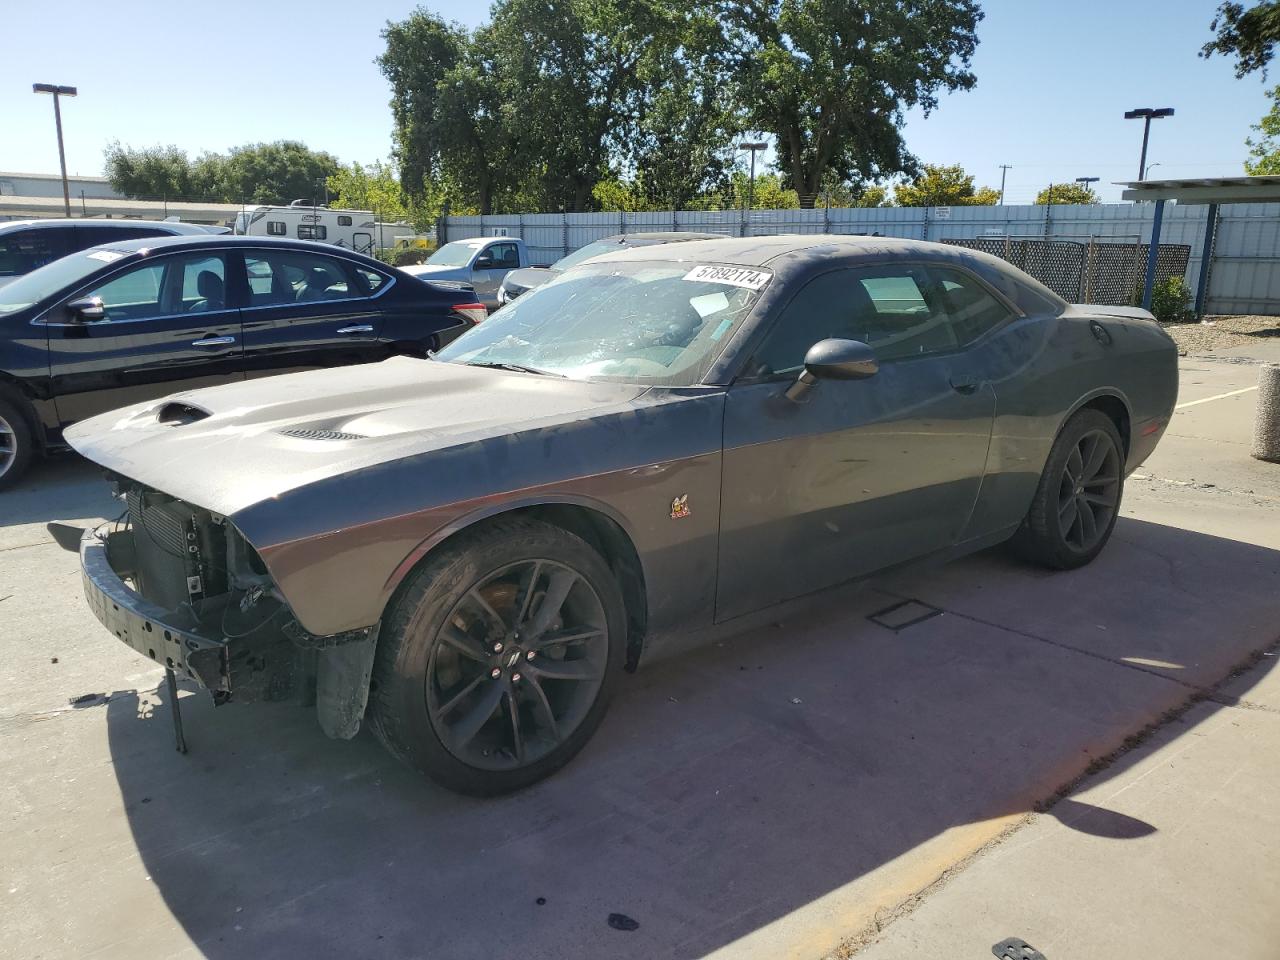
[63,235,1178,794]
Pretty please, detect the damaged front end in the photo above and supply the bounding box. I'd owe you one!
[73,479,378,739]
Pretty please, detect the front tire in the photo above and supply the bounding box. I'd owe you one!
[368,517,626,795]
[1013,409,1125,570]
[0,395,37,491]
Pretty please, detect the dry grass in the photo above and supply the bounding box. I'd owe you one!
[1162,315,1280,355]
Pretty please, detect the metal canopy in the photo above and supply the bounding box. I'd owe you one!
[1119,176,1280,204]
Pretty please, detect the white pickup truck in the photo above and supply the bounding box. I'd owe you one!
[401,237,531,311]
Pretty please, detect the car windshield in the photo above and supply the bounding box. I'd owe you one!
[426,241,482,267]
[0,248,131,315]
[434,260,771,386]
[551,240,627,271]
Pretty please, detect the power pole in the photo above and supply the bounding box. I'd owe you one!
[33,83,77,218]
[998,164,1012,205]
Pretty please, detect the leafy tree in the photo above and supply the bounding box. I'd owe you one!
[850,184,890,207]
[104,142,206,199]
[1202,1,1280,77]
[893,164,999,207]
[1035,183,1100,205]
[105,140,339,204]
[326,161,434,227]
[720,0,982,206]
[1245,85,1280,172]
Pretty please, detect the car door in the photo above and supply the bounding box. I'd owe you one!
[237,248,388,378]
[45,250,244,424]
[469,241,519,308]
[715,263,1002,621]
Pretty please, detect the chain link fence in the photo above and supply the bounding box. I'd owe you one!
[941,236,1191,305]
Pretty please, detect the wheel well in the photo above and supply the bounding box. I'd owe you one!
[1078,394,1130,455]
[415,504,650,671]
[0,376,43,449]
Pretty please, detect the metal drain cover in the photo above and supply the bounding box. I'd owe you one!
[867,599,943,632]
[992,937,1047,960]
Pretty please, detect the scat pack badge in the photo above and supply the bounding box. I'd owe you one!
[670,494,690,520]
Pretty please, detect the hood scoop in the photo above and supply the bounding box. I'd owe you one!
[278,427,368,442]
[157,402,211,426]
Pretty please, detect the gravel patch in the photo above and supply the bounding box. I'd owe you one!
[1162,315,1280,355]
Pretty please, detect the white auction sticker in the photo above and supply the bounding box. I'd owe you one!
[86,250,124,263]
[682,265,772,290]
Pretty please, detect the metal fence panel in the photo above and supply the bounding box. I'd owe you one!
[444,203,1280,314]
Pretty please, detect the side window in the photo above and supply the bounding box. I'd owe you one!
[74,225,165,248]
[747,265,959,377]
[355,267,387,294]
[927,266,1015,345]
[245,252,355,306]
[748,270,860,377]
[297,224,328,241]
[489,242,519,268]
[83,263,165,321]
[79,254,228,321]
[337,215,353,226]
[0,228,69,277]
[852,267,958,361]
[179,256,227,313]
[266,221,287,236]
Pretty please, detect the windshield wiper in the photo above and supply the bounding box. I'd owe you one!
[463,360,565,378]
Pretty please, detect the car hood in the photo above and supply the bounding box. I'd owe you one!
[401,264,470,281]
[502,267,556,295]
[64,357,650,518]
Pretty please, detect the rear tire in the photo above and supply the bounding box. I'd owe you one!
[0,394,37,491]
[1012,409,1125,570]
[368,517,626,796]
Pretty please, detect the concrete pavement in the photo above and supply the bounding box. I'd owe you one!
[1,346,1278,960]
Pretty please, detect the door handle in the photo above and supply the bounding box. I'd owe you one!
[950,378,979,395]
[337,324,374,335]
[191,335,236,347]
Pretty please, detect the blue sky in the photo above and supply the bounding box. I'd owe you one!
[0,0,1270,203]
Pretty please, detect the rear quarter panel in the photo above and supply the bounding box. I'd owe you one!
[963,311,1178,538]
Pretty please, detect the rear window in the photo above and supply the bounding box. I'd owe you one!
[0,227,69,278]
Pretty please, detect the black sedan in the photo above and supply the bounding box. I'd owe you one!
[0,235,486,487]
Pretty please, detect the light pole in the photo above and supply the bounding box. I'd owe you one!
[1144,162,1162,180]
[1124,107,1174,181]
[998,164,1012,205]
[738,141,767,211]
[1075,176,1100,200]
[32,83,77,218]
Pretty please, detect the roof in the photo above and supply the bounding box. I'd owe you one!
[85,234,383,260]
[604,231,726,242]
[1118,176,1280,204]
[0,218,211,234]
[591,233,954,268]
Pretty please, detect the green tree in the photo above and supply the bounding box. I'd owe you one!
[721,0,982,206]
[105,140,339,204]
[327,161,424,225]
[1202,1,1280,77]
[211,141,341,205]
[104,142,206,199]
[1035,183,1100,204]
[850,184,890,207]
[893,164,999,207]
[1245,85,1280,172]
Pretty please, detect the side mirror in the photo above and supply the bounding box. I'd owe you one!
[474,256,496,271]
[65,296,106,322]
[785,338,878,403]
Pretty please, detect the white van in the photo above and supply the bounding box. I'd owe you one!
[231,202,419,255]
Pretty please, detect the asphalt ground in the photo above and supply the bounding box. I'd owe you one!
[2,344,1278,960]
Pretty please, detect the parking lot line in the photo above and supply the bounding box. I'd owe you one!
[1175,385,1258,410]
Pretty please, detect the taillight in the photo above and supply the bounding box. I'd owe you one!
[452,302,487,325]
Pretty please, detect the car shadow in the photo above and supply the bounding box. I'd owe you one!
[101,517,1279,960]
[0,453,116,530]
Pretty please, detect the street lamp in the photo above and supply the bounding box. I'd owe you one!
[738,141,767,212]
[32,83,77,218]
[1144,162,1162,180]
[1075,176,1100,199]
[1124,107,1174,182]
